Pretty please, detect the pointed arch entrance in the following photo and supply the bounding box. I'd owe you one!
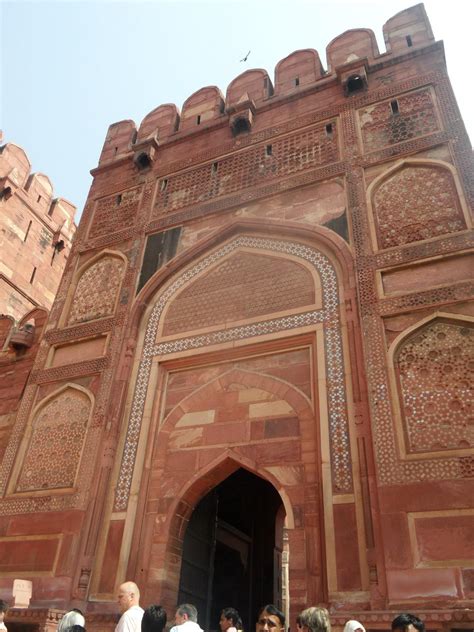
[178,468,284,632]
[90,223,372,618]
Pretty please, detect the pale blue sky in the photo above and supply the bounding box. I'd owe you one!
[2,0,472,222]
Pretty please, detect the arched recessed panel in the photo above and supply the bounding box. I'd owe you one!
[396,319,473,454]
[372,163,467,249]
[15,386,92,492]
[67,254,125,325]
[161,250,319,337]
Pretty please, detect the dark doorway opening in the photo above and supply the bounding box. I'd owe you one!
[178,468,284,632]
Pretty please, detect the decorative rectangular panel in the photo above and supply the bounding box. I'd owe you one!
[154,123,339,215]
[0,534,61,575]
[359,87,439,153]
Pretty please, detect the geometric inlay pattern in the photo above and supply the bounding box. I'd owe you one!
[373,165,466,249]
[114,235,353,510]
[397,321,473,453]
[155,123,339,214]
[88,187,141,240]
[162,251,316,336]
[359,88,439,153]
[67,256,125,326]
[16,388,91,492]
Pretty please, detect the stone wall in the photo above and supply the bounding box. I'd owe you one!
[0,4,473,630]
[0,139,76,322]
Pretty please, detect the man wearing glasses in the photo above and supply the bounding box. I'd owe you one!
[256,605,285,632]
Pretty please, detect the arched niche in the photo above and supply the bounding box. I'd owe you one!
[388,312,474,459]
[8,383,94,494]
[158,247,322,338]
[62,250,127,327]
[367,159,470,251]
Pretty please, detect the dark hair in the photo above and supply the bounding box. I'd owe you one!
[69,627,86,632]
[142,605,167,632]
[391,614,425,632]
[0,600,8,613]
[222,608,242,628]
[257,605,285,628]
[177,604,198,623]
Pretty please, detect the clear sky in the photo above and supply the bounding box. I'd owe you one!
[2,0,472,222]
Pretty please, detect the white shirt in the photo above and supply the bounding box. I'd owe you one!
[170,620,205,632]
[115,605,144,632]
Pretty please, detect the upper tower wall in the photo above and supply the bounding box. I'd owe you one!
[96,3,438,166]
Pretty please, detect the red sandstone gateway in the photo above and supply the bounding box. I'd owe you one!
[0,4,473,632]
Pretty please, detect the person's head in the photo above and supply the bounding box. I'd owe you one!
[58,610,86,632]
[343,621,365,632]
[175,604,198,625]
[0,600,8,623]
[392,614,425,632]
[220,608,242,631]
[69,626,86,632]
[256,605,285,632]
[117,581,141,613]
[297,607,331,632]
[142,605,167,632]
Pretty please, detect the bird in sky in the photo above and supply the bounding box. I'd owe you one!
[240,50,251,62]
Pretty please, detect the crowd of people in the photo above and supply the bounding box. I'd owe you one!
[0,585,427,632]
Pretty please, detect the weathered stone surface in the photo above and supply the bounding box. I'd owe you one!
[1,5,473,629]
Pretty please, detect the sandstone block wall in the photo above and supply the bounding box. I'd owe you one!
[0,140,76,323]
[0,5,473,631]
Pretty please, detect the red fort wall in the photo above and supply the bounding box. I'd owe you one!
[0,139,76,322]
[0,4,473,631]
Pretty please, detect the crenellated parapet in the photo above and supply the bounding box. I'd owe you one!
[0,142,76,229]
[0,137,77,322]
[97,3,436,165]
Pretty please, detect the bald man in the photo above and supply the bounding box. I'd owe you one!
[116,581,144,632]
